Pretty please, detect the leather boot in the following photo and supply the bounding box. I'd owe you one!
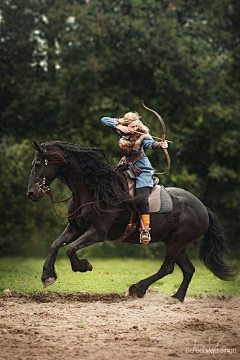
[140,214,151,244]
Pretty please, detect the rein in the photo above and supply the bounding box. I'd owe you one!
[35,154,131,220]
[35,157,95,219]
[36,183,95,219]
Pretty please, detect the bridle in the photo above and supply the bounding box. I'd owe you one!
[36,158,50,193]
[35,158,95,219]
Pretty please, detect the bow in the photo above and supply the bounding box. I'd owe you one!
[142,100,171,175]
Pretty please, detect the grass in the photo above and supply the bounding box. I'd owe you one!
[0,256,239,297]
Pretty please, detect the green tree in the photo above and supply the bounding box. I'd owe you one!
[0,0,239,255]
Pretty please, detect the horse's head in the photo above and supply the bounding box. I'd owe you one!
[27,141,67,201]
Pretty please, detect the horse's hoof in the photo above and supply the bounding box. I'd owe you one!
[42,277,56,288]
[72,259,93,272]
[172,294,184,303]
[124,289,130,297]
[128,284,145,298]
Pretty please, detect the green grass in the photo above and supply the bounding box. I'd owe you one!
[0,257,239,297]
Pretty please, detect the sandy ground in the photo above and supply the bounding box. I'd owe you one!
[0,290,239,360]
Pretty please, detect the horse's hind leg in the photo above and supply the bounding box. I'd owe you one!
[172,250,195,302]
[42,224,81,288]
[128,242,180,298]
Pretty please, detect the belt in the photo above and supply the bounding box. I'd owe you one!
[125,152,144,164]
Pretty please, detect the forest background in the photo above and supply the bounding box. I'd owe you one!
[1,0,239,258]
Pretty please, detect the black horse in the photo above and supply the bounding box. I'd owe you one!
[27,141,235,302]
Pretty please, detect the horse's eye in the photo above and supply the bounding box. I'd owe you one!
[35,161,41,167]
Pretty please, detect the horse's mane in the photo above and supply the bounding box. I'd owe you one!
[38,141,129,212]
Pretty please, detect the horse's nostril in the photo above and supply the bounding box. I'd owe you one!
[27,191,33,198]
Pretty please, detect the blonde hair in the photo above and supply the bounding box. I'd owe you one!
[119,111,141,125]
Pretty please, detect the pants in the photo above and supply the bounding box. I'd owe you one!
[135,187,151,215]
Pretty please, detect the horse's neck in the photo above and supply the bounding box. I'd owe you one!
[61,168,92,204]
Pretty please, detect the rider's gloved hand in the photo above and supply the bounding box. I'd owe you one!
[152,141,168,149]
[116,124,129,133]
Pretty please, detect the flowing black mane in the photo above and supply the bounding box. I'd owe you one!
[38,141,129,212]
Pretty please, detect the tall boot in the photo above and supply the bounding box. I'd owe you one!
[140,214,151,244]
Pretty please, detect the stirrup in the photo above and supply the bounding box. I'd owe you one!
[140,230,151,244]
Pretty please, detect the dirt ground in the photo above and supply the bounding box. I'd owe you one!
[0,290,239,360]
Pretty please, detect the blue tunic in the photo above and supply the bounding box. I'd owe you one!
[101,117,155,189]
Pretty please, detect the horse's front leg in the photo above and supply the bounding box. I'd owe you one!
[66,228,103,273]
[42,224,81,288]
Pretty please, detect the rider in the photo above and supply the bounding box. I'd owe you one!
[101,111,168,243]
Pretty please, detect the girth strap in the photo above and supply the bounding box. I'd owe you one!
[114,208,138,242]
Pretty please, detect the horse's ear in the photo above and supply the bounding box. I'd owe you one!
[31,141,42,152]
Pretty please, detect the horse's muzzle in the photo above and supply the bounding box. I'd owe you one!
[27,191,38,201]
[27,188,43,201]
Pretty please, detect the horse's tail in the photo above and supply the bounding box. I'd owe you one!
[199,207,237,281]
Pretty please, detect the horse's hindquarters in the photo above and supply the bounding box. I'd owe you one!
[167,187,209,240]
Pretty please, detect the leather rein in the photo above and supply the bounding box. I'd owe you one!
[36,183,95,219]
[35,156,134,221]
[36,159,95,219]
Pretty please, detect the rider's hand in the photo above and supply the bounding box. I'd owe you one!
[116,124,129,133]
[160,140,168,149]
[152,141,168,149]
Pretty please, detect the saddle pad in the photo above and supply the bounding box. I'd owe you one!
[156,186,173,214]
[128,179,173,214]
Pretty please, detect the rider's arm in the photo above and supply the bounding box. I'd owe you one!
[142,137,168,149]
[142,137,155,149]
[101,117,129,135]
[101,117,119,135]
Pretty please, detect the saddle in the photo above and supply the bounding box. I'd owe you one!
[127,178,173,214]
[114,177,173,243]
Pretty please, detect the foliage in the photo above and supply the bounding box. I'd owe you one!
[0,0,239,256]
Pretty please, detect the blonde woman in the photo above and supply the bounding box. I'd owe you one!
[101,112,168,243]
